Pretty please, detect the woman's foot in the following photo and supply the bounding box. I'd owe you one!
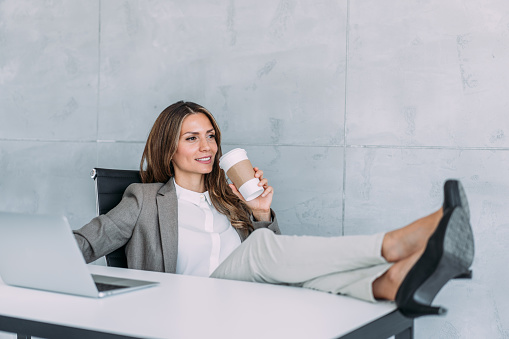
[373,248,424,301]
[394,206,475,318]
[382,209,443,263]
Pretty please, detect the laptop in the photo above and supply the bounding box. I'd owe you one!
[0,211,158,298]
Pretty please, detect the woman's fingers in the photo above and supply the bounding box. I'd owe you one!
[229,184,245,201]
[254,167,264,180]
[259,177,269,187]
[261,185,273,198]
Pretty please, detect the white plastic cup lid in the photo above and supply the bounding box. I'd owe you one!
[219,148,248,171]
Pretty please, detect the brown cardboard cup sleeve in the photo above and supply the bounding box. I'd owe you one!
[219,148,264,201]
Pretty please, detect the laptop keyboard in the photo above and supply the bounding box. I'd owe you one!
[95,282,129,292]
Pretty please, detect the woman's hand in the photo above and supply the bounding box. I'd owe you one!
[229,167,273,222]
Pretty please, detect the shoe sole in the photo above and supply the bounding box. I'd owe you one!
[414,207,475,305]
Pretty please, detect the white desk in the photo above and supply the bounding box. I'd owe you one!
[0,265,413,339]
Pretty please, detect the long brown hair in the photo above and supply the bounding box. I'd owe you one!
[140,101,253,235]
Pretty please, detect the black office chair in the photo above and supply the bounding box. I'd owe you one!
[91,167,142,268]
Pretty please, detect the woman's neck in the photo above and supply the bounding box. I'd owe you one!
[173,175,206,193]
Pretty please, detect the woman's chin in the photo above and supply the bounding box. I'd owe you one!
[199,166,214,174]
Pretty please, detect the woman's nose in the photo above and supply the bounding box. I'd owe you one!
[199,138,211,150]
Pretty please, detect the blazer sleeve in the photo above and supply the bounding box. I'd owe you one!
[73,183,144,263]
[251,209,281,235]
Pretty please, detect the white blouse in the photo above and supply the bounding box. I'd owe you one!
[174,179,241,277]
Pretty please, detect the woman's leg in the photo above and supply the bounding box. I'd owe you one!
[210,229,387,285]
[300,263,393,302]
[211,209,444,302]
[301,209,442,302]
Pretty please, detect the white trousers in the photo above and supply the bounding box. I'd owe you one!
[210,228,393,302]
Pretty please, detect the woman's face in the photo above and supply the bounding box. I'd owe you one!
[172,113,218,183]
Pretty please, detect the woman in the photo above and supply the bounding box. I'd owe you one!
[74,101,475,318]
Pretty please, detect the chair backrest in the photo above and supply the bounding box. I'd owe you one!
[90,168,142,268]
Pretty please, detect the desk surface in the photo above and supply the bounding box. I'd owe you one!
[0,265,400,339]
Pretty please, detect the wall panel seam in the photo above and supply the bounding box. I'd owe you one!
[341,0,351,237]
[96,0,102,166]
[2,139,509,151]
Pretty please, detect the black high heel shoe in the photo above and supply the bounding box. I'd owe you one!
[395,206,475,318]
[443,179,470,219]
[443,179,473,279]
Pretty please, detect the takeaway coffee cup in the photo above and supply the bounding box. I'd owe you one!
[219,148,264,201]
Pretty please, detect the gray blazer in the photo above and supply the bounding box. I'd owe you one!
[73,179,280,273]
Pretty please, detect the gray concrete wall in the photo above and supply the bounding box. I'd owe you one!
[1,0,508,338]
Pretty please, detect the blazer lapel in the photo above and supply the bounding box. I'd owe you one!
[156,179,178,273]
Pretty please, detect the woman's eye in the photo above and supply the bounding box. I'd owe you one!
[186,136,197,141]
[208,134,216,139]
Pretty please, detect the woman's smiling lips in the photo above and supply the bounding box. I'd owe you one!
[196,156,212,164]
